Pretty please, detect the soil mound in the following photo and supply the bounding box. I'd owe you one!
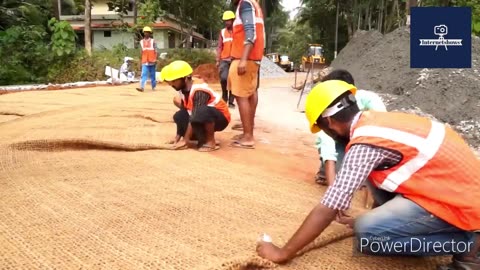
[193,63,221,84]
[331,27,480,147]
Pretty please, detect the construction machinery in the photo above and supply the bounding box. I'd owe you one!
[299,44,327,72]
[266,53,294,72]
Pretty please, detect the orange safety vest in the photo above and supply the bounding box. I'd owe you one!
[231,0,265,61]
[180,79,231,123]
[346,111,480,231]
[140,38,157,64]
[220,28,233,60]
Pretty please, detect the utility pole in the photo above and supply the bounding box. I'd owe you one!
[334,0,339,59]
[84,0,92,56]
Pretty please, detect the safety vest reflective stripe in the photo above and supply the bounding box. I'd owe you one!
[221,29,233,43]
[186,84,222,115]
[230,0,265,61]
[352,120,446,192]
[141,39,155,50]
[220,29,233,59]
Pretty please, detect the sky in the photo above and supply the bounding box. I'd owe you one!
[281,0,302,20]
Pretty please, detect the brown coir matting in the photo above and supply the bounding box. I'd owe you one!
[0,85,451,269]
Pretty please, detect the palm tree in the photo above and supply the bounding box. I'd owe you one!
[84,0,92,55]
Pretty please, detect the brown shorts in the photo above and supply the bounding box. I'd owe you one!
[227,59,260,98]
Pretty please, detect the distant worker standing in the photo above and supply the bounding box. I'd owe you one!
[228,0,265,150]
[216,10,236,108]
[136,26,157,92]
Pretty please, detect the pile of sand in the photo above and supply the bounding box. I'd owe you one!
[331,27,480,148]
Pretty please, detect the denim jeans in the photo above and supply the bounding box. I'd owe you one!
[354,185,477,257]
[140,64,156,90]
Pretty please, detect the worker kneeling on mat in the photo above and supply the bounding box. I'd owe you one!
[162,60,231,152]
[256,80,480,269]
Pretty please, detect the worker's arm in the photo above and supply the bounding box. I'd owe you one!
[237,0,255,75]
[182,123,193,145]
[154,41,158,58]
[173,92,208,150]
[179,91,210,146]
[317,131,339,186]
[216,31,224,67]
[257,144,387,263]
[324,161,336,186]
[173,96,183,109]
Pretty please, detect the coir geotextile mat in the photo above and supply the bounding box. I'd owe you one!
[0,86,451,269]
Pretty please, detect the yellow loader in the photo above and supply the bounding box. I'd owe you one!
[299,44,327,72]
[266,53,294,72]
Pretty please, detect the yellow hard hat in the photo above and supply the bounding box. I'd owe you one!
[159,64,170,82]
[222,11,235,21]
[143,26,152,32]
[305,80,357,133]
[161,60,193,81]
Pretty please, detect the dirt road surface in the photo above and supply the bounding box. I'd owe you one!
[0,73,470,269]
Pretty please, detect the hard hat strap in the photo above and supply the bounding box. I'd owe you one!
[321,94,356,118]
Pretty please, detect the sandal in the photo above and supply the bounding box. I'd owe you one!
[229,140,255,149]
[198,144,220,152]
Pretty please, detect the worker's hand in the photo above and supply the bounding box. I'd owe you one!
[256,241,289,264]
[166,135,181,145]
[216,60,220,68]
[335,210,355,229]
[237,59,247,75]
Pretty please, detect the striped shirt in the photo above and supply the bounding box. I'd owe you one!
[320,112,403,210]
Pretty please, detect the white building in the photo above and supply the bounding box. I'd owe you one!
[59,0,209,50]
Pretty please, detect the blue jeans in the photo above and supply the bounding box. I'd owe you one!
[140,64,156,90]
[354,185,477,257]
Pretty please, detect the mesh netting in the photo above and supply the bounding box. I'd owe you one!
[0,85,451,269]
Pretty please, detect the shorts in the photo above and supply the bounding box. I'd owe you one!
[227,59,260,98]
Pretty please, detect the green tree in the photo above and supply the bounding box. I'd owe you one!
[264,2,289,53]
[0,0,54,30]
[419,0,480,35]
[156,0,224,48]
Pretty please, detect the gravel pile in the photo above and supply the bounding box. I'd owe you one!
[331,27,480,149]
[260,56,288,78]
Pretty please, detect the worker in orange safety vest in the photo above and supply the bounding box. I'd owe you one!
[256,80,480,269]
[161,60,231,152]
[136,26,157,92]
[216,10,236,108]
[227,0,265,150]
